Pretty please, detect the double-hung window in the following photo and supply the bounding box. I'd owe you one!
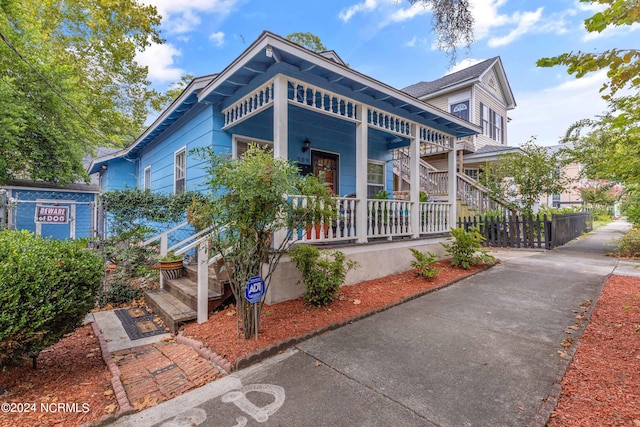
[174,148,186,194]
[367,161,385,199]
[480,103,504,143]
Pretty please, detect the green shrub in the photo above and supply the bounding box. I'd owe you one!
[409,249,440,278]
[441,227,495,269]
[616,228,640,258]
[289,245,358,306]
[98,276,144,307]
[0,230,104,366]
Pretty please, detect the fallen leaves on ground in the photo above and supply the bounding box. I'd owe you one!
[0,325,117,427]
[549,275,640,426]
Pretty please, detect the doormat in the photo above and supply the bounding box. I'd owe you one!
[114,307,167,340]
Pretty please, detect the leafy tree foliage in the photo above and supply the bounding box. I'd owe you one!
[0,0,162,185]
[149,74,195,114]
[480,141,569,215]
[286,32,327,52]
[537,0,640,97]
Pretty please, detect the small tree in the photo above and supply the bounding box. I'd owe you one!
[480,140,569,216]
[194,144,335,339]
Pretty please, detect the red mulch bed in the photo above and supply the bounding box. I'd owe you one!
[0,325,117,427]
[183,260,486,364]
[549,275,640,426]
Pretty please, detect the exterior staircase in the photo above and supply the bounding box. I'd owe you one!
[145,263,232,333]
[392,149,509,215]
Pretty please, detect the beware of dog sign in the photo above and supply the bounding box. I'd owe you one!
[35,206,69,224]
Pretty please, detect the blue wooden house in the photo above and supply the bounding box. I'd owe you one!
[88,31,482,326]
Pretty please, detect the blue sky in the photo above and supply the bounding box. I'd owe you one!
[135,0,639,147]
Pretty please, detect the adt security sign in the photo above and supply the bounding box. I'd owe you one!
[244,276,265,304]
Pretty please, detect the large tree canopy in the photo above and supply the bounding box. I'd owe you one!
[0,0,162,185]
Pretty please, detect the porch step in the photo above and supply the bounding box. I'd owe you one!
[145,289,196,334]
[164,276,230,313]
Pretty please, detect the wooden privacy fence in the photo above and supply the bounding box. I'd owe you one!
[457,212,593,249]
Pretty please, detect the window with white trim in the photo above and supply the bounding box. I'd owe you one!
[143,166,151,191]
[480,103,504,144]
[450,100,469,121]
[463,168,479,181]
[367,161,385,199]
[174,148,186,194]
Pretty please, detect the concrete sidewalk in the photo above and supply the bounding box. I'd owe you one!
[110,220,630,427]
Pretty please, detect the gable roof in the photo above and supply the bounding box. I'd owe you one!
[402,57,516,109]
[88,74,216,174]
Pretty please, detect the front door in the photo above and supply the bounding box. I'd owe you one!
[311,151,339,195]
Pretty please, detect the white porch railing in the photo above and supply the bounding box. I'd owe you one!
[367,199,413,239]
[419,202,450,234]
[288,196,358,244]
[457,173,509,214]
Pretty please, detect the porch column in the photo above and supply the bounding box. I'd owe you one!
[273,74,288,248]
[447,140,458,229]
[355,104,368,243]
[410,124,420,238]
[273,74,288,160]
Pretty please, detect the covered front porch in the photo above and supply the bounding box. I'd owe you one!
[208,77,477,247]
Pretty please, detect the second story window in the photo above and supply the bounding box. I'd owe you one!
[450,101,469,121]
[481,103,504,144]
[175,148,186,194]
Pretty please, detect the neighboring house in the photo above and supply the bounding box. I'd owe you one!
[539,144,584,209]
[87,31,482,318]
[402,57,517,177]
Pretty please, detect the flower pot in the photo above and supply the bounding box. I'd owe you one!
[159,259,184,280]
[306,223,329,240]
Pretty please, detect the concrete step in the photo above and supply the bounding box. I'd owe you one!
[145,289,196,334]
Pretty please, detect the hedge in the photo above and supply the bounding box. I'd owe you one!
[0,230,103,366]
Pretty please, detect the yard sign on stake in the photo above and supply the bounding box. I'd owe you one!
[245,275,265,340]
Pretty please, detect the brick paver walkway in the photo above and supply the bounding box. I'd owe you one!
[112,341,222,410]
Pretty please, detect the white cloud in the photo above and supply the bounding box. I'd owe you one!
[142,0,239,34]
[583,22,640,41]
[470,0,570,48]
[508,70,609,146]
[135,42,184,83]
[209,31,225,47]
[339,0,381,22]
[447,58,484,74]
[388,3,430,23]
[487,8,543,47]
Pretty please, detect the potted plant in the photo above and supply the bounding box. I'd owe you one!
[159,251,184,280]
